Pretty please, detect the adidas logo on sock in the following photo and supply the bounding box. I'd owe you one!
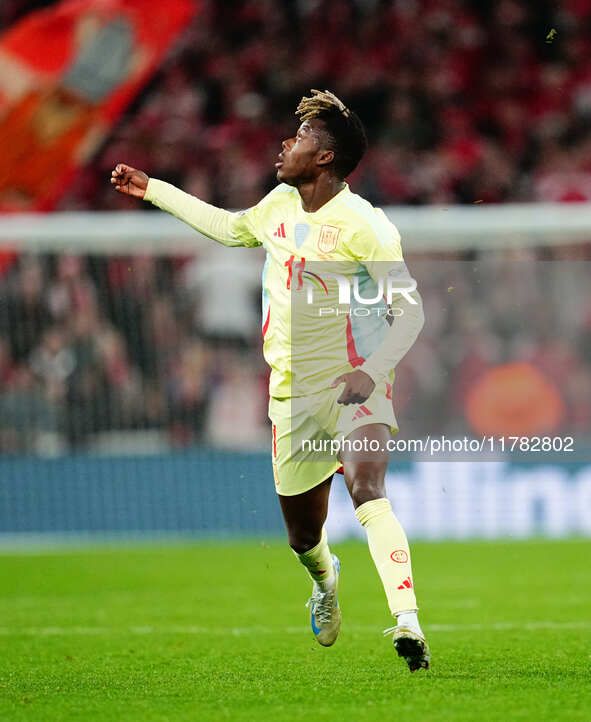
[308,560,327,576]
[397,576,413,590]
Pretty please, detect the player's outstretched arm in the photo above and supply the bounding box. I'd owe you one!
[109,164,260,248]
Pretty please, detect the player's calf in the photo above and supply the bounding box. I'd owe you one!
[354,496,430,671]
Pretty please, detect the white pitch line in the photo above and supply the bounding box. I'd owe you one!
[0,621,589,636]
[426,621,591,632]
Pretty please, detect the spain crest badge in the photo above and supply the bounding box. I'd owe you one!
[317,224,341,253]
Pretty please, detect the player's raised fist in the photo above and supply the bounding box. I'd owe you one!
[110,164,149,199]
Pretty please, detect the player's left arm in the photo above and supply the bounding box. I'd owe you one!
[331,210,425,405]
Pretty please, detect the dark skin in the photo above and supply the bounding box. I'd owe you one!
[111,117,390,553]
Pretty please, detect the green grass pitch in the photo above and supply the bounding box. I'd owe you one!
[0,538,589,721]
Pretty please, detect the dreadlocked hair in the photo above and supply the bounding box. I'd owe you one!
[296,89,368,179]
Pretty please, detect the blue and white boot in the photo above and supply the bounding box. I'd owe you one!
[305,554,341,647]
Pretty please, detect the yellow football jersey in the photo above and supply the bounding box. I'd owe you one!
[146,180,405,398]
[230,183,404,397]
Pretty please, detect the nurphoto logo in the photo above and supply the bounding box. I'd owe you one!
[304,272,418,306]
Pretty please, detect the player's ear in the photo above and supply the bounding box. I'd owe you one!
[316,149,335,167]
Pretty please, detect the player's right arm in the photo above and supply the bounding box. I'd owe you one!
[110,164,261,248]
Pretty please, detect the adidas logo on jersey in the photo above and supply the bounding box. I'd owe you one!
[397,576,413,590]
[273,223,286,238]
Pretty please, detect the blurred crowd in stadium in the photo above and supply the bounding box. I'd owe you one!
[1,249,590,454]
[4,0,590,209]
[0,252,269,453]
[57,0,591,209]
[1,0,590,454]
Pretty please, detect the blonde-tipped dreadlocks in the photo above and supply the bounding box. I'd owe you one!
[294,89,367,178]
[296,89,351,120]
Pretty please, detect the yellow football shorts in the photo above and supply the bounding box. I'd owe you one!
[269,380,398,496]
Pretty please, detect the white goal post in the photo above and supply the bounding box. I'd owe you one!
[0,203,590,254]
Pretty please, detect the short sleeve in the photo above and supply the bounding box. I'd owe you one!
[345,207,404,282]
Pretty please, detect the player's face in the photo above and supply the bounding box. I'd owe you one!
[275,119,330,185]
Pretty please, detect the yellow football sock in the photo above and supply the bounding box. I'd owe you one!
[355,497,417,616]
[293,527,334,587]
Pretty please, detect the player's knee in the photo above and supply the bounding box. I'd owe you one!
[287,528,322,554]
[348,481,384,508]
[344,462,387,507]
